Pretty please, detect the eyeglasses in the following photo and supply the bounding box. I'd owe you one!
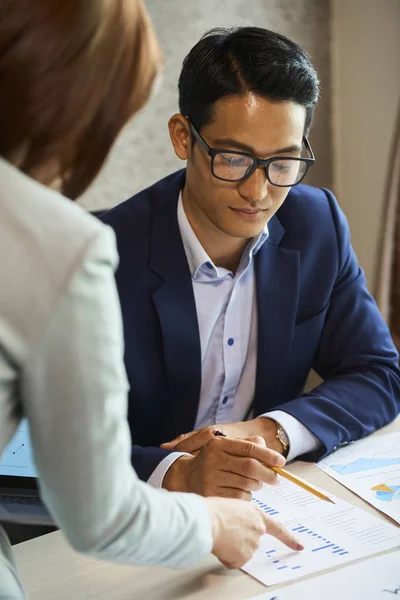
[189,121,315,187]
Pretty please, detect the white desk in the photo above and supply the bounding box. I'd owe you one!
[13,418,400,600]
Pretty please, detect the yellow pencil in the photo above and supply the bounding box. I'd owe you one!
[213,429,335,504]
[272,466,335,504]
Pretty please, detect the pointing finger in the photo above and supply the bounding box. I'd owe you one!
[261,513,304,552]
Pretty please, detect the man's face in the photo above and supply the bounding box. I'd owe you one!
[177,94,307,242]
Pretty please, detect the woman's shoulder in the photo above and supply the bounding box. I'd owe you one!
[0,158,105,248]
[0,158,116,362]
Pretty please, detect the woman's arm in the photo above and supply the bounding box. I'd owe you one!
[22,226,213,567]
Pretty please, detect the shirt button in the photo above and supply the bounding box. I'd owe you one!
[206,262,213,269]
[227,338,234,346]
[222,396,228,405]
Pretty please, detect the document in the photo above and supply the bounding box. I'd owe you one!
[242,479,400,586]
[317,433,400,524]
[247,550,400,600]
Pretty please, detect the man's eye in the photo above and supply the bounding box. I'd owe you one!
[221,155,248,167]
[271,161,292,172]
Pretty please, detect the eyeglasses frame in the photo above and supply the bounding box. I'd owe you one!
[188,120,315,187]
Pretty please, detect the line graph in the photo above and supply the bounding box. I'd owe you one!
[317,432,400,524]
[6,443,25,456]
[329,457,400,475]
[0,420,37,477]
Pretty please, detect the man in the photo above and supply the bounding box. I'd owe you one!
[101,27,400,500]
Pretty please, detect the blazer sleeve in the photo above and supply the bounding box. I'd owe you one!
[130,445,174,481]
[275,188,400,460]
[22,226,213,568]
[0,525,26,598]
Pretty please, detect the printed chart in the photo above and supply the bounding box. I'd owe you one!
[247,550,400,600]
[317,433,400,524]
[243,479,400,586]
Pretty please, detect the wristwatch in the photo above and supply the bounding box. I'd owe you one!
[274,422,290,458]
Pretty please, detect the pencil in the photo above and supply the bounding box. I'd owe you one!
[271,466,335,504]
[213,430,335,504]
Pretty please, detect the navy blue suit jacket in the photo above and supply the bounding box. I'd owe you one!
[101,170,400,481]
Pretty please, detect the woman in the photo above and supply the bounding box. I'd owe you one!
[0,1,301,597]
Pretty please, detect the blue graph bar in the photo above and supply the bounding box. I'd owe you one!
[312,543,335,552]
[333,548,344,554]
[264,508,279,515]
[339,551,349,556]
[256,502,280,517]
[292,566,301,570]
[277,565,288,570]
[292,526,303,532]
[264,550,276,554]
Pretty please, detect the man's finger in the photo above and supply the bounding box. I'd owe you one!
[219,472,263,493]
[160,431,194,449]
[165,428,216,453]
[222,438,286,467]
[226,454,281,486]
[261,513,304,551]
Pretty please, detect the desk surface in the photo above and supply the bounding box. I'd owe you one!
[14,418,400,600]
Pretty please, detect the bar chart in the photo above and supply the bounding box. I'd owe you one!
[252,497,279,516]
[242,480,400,586]
[291,524,349,556]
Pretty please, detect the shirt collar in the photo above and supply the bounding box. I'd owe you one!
[177,192,269,279]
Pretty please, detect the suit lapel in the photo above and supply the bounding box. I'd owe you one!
[149,173,202,438]
[253,215,300,414]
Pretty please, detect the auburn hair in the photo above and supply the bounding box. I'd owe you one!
[0,0,161,198]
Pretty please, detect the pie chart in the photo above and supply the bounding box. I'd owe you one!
[371,483,400,502]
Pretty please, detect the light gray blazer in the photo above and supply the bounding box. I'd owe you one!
[0,158,212,599]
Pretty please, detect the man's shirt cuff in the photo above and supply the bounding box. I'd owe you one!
[147,452,190,488]
[259,410,322,462]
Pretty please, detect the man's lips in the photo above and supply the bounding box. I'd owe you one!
[230,207,266,214]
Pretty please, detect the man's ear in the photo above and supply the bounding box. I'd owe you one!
[168,114,191,160]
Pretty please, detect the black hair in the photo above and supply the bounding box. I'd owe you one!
[178,27,319,134]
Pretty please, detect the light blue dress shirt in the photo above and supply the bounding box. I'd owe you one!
[148,194,320,487]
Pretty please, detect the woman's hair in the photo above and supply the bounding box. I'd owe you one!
[0,0,161,198]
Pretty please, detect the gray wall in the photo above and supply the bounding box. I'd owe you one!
[331,0,400,289]
[79,0,332,211]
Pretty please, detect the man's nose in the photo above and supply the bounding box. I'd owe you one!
[238,166,270,205]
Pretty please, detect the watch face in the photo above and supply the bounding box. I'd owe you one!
[278,426,289,447]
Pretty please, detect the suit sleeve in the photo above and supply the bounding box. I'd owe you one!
[274,188,400,460]
[130,445,175,481]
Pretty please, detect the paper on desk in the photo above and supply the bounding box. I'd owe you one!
[316,432,400,525]
[247,550,400,600]
[242,479,400,586]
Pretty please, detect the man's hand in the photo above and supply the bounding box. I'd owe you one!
[162,435,285,500]
[161,417,285,455]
